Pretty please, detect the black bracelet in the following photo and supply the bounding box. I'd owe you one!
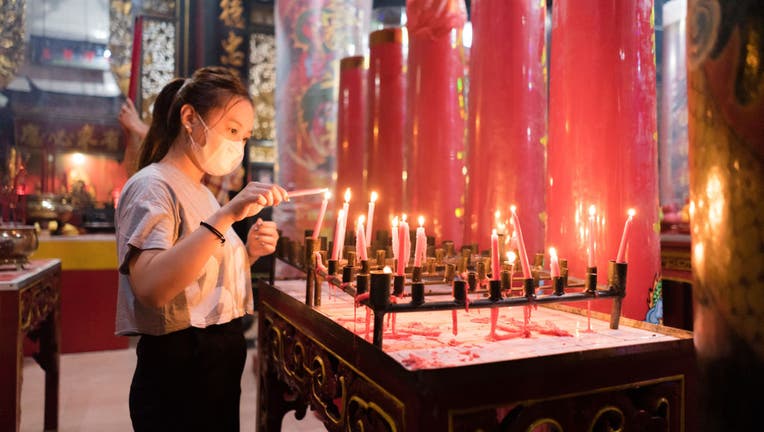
[200,221,226,244]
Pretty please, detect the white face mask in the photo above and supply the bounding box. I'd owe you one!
[188,114,245,176]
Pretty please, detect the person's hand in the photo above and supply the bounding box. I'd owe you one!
[221,182,287,224]
[119,98,149,139]
[246,218,278,261]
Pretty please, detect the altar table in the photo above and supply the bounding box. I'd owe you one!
[257,279,697,431]
[0,259,62,431]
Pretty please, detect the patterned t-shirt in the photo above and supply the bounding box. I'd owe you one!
[114,162,252,336]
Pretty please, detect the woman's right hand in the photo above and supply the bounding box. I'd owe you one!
[220,182,288,223]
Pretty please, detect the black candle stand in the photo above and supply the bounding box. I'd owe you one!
[290,235,629,349]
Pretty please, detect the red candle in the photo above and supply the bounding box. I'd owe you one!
[311,191,331,240]
[367,28,406,228]
[547,0,658,320]
[414,216,426,267]
[510,206,532,279]
[335,56,367,203]
[356,216,368,261]
[490,229,500,280]
[463,0,546,254]
[549,247,560,278]
[587,205,596,268]
[365,191,377,246]
[616,209,636,263]
[405,1,468,245]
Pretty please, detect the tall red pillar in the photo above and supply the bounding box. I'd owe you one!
[547,0,659,320]
[463,0,547,253]
[405,0,468,245]
[366,28,407,230]
[335,56,367,203]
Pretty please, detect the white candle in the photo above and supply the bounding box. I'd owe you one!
[337,188,351,262]
[510,206,532,279]
[549,247,560,278]
[397,214,410,275]
[414,216,426,267]
[391,216,399,262]
[331,208,344,260]
[491,229,500,280]
[311,191,331,240]
[356,215,368,261]
[616,208,636,263]
[588,205,596,268]
[365,191,377,246]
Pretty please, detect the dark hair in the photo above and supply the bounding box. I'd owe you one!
[138,66,252,169]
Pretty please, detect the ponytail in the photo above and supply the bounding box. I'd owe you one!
[137,78,186,169]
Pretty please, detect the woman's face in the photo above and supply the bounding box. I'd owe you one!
[197,97,255,147]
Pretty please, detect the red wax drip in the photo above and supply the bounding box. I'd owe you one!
[367,28,406,223]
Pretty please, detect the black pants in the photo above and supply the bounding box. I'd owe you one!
[129,318,247,432]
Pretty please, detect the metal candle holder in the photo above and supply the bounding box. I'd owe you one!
[296,235,628,348]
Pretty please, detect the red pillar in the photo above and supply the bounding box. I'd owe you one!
[366,28,407,230]
[463,0,547,254]
[405,0,468,245]
[547,0,658,320]
[335,56,367,203]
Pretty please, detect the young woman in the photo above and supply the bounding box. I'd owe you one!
[115,66,287,431]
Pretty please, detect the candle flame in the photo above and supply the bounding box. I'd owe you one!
[370,191,378,203]
[507,251,517,264]
[358,215,365,226]
[549,247,557,258]
[628,208,636,217]
[418,215,425,227]
[492,228,497,236]
[344,188,351,203]
[401,214,407,222]
[392,216,399,227]
[383,266,393,274]
[588,205,596,217]
[324,191,331,199]
[510,205,517,213]
[494,210,501,219]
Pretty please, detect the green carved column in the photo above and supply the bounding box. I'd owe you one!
[687,0,764,430]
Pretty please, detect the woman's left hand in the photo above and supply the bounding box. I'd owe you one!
[246,218,279,263]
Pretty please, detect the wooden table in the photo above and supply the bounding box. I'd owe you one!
[257,279,697,431]
[0,259,62,431]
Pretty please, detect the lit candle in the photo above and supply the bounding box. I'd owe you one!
[549,247,560,278]
[356,215,368,261]
[311,191,331,240]
[616,208,636,263]
[414,216,426,267]
[588,205,596,268]
[397,214,410,275]
[491,229,500,280]
[365,191,377,246]
[510,205,532,279]
[337,188,351,261]
[331,208,344,260]
[391,216,399,262]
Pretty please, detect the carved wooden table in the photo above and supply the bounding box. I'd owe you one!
[0,259,62,431]
[257,279,697,431]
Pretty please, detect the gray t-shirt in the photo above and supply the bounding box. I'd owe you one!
[115,162,253,336]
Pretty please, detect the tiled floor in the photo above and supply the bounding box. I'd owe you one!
[20,333,325,431]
